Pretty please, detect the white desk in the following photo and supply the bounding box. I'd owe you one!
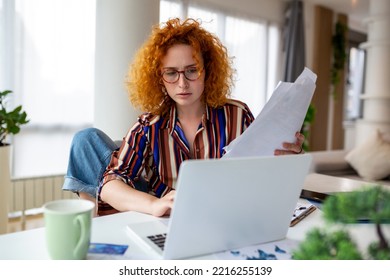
[0,201,322,260]
[0,173,388,260]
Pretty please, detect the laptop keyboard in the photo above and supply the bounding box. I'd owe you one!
[147,233,167,250]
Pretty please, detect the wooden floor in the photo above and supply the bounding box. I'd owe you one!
[8,214,45,233]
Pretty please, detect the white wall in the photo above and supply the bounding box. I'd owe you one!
[94,0,160,140]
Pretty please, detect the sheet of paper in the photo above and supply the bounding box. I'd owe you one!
[214,239,299,260]
[223,67,317,158]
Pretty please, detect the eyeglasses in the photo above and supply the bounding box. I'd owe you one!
[161,67,203,84]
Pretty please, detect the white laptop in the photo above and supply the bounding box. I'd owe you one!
[126,154,312,259]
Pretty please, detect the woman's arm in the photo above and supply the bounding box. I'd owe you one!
[98,114,174,217]
[100,180,175,217]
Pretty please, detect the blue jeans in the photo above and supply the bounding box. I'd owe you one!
[62,127,147,198]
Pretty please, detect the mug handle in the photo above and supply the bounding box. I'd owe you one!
[73,215,88,259]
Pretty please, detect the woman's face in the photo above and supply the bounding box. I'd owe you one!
[161,44,205,112]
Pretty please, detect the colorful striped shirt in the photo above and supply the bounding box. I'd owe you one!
[98,99,254,215]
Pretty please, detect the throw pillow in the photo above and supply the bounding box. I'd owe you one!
[345,130,390,180]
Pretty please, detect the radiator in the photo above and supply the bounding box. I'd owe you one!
[10,174,77,215]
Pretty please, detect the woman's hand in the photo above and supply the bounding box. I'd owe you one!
[274,132,305,156]
[151,190,176,217]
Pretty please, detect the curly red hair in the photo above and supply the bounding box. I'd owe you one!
[126,18,234,115]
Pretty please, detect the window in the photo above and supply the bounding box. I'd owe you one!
[160,0,281,117]
[346,47,365,120]
[346,30,367,121]
[0,0,96,177]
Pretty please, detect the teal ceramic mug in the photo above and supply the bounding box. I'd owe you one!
[43,199,95,260]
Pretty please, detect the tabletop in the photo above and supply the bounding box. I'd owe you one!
[0,173,388,260]
[0,198,325,260]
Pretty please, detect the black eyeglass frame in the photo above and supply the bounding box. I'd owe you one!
[161,67,204,84]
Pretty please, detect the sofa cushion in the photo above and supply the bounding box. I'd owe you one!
[345,130,390,181]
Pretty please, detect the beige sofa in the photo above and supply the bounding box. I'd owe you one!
[308,149,390,187]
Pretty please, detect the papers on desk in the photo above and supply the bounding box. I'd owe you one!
[223,67,317,158]
[214,239,299,260]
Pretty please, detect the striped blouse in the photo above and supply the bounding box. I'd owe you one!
[98,99,255,215]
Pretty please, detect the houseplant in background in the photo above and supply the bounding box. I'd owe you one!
[0,90,29,146]
[330,20,347,99]
[0,89,29,234]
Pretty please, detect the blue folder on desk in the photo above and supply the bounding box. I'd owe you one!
[126,154,312,259]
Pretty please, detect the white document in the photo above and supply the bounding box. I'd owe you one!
[214,238,299,260]
[223,67,317,158]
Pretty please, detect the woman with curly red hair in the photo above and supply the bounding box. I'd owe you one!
[128,18,233,115]
[62,18,305,216]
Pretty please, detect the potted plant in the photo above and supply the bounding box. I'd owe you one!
[292,185,390,260]
[0,90,29,146]
[0,89,29,234]
[331,20,347,99]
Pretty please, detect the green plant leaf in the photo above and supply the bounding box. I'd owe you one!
[0,90,29,145]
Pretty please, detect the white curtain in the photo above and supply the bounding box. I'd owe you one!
[224,16,267,115]
[12,0,95,126]
[0,0,96,177]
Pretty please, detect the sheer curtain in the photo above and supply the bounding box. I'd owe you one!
[0,0,96,177]
[160,0,281,117]
[224,16,267,114]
